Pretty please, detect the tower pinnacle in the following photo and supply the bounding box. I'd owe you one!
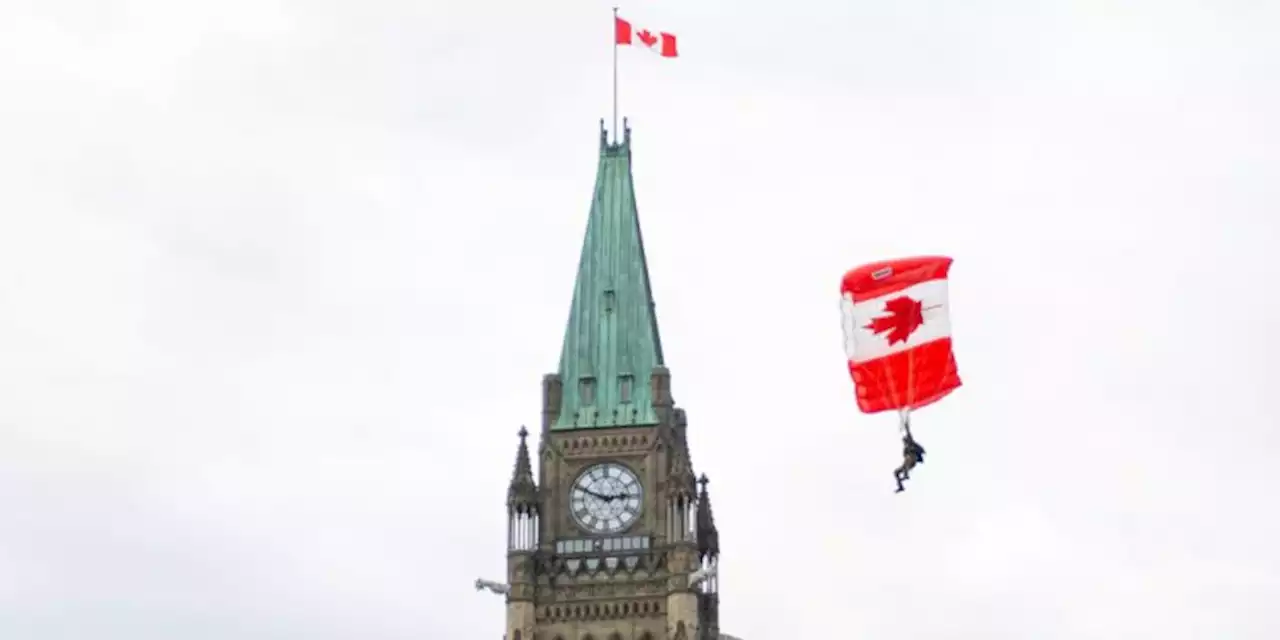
[506,426,537,510]
[697,473,720,558]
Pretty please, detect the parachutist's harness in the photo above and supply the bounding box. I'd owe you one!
[895,412,926,493]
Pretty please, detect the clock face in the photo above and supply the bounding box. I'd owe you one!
[569,462,644,534]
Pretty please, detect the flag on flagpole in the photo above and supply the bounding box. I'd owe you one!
[615,15,678,58]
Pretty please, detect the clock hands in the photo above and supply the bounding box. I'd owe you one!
[580,488,611,501]
[581,487,633,502]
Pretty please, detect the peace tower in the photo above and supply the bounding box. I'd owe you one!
[482,122,727,640]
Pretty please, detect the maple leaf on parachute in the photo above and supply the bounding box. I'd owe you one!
[863,295,924,345]
[840,255,961,420]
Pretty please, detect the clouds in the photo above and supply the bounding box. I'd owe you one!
[1,0,1278,638]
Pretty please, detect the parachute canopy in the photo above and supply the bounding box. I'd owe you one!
[840,256,962,415]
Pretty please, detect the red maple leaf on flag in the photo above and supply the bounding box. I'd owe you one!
[636,29,659,47]
[863,296,925,345]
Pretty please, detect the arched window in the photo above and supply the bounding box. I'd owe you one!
[673,621,687,640]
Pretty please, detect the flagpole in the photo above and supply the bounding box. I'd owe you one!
[612,6,619,142]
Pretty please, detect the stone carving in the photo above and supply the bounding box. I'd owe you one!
[558,433,652,458]
[475,578,510,595]
[687,564,717,588]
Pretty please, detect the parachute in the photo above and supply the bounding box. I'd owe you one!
[839,256,962,431]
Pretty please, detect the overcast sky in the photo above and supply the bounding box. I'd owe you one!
[2,1,1278,638]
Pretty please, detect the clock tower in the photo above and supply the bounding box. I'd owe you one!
[491,121,724,640]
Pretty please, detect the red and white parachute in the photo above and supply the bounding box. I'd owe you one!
[840,256,962,428]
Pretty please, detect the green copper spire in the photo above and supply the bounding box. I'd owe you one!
[553,120,665,430]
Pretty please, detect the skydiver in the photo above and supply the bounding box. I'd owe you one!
[894,425,925,493]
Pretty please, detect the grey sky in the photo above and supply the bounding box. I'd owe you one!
[1,0,1277,638]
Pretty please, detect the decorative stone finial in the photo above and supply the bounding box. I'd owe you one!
[518,425,528,441]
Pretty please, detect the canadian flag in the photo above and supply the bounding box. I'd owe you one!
[840,256,962,415]
[615,16,678,58]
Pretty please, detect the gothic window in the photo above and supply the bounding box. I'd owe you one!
[618,374,633,403]
[513,632,521,640]
[579,377,596,405]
